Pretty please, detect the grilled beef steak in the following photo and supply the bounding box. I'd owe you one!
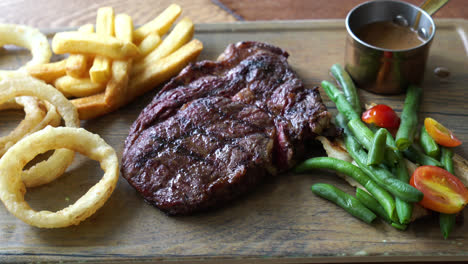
[122,41,332,215]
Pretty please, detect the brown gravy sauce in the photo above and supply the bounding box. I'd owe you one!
[356,21,425,50]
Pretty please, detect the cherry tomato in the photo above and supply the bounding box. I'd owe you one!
[410,165,468,214]
[361,104,400,129]
[425,117,462,147]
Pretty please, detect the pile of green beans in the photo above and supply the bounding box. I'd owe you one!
[301,63,462,238]
[335,114,423,204]
[296,156,397,221]
[323,82,399,165]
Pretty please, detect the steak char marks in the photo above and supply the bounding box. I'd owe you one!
[122,41,332,215]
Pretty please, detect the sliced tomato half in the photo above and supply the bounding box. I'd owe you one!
[425,117,462,147]
[362,104,400,129]
[410,165,468,214]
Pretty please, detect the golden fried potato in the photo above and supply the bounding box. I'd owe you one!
[71,93,110,120]
[66,24,94,78]
[105,13,133,106]
[27,59,67,83]
[128,39,203,99]
[54,75,106,98]
[137,32,161,58]
[52,31,140,59]
[90,7,115,83]
[133,4,181,43]
[132,17,194,76]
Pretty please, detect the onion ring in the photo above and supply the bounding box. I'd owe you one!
[0,126,119,228]
[0,23,51,69]
[0,71,79,187]
[0,96,46,156]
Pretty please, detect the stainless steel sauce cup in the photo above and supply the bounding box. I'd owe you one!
[345,0,436,94]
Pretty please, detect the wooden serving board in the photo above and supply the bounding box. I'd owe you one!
[0,19,468,263]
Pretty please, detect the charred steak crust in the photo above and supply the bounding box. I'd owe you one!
[122,41,331,215]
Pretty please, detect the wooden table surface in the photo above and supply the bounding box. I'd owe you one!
[0,1,467,264]
[0,0,466,26]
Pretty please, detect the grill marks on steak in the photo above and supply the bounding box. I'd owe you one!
[123,97,275,215]
[122,41,332,215]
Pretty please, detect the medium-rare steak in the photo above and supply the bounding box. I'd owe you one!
[122,41,332,215]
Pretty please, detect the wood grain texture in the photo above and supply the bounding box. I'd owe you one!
[218,0,468,20]
[0,20,467,263]
[0,0,236,28]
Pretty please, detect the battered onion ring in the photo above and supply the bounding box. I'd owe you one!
[0,126,119,228]
[0,96,46,156]
[0,23,51,69]
[0,71,79,187]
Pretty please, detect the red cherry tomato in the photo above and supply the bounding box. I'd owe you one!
[425,117,462,147]
[410,165,468,214]
[361,104,400,129]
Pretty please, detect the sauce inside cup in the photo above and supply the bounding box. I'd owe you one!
[356,21,425,50]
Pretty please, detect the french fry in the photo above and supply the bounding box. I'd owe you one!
[132,17,194,76]
[137,32,161,58]
[27,59,67,83]
[54,75,106,98]
[66,24,94,78]
[128,39,203,99]
[52,31,140,60]
[90,7,115,83]
[105,13,133,106]
[71,93,110,120]
[133,4,181,43]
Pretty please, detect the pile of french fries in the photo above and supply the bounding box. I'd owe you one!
[27,4,203,120]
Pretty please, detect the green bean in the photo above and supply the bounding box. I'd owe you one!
[395,198,412,224]
[348,119,398,165]
[311,183,376,224]
[394,159,413,224]
[391,222,408,230]
[440,213,456,239]
[369,125,403,160]
[420,126,440,158]
[363,181,398,222]
[356,188,393,223]
[330,63,361,114]
[336,115,423,203]
[396,158,410,183]
[403,145,443,167]
[321,80,360,121]
[395,85,422,150]
[440,147,456,239]
[367,128,388,165]
[347,118,374,150]
[441,147,454,174]
[295,157,369,186]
